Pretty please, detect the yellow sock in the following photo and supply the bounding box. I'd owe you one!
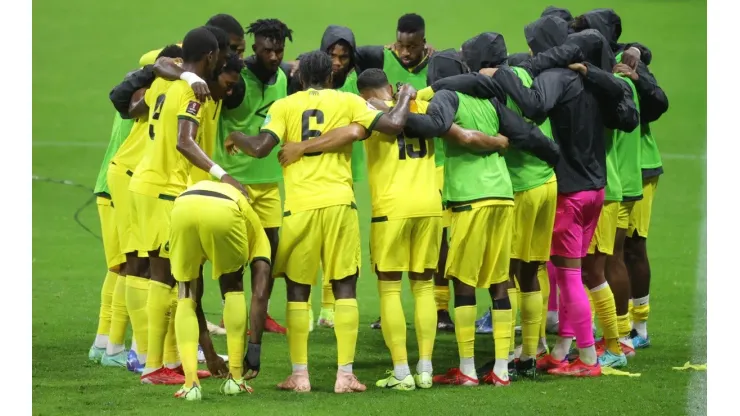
[434,284,450,311]
[519,291,542,359]
[335,299,359,367]
[632,299,650,323]
[126,275,150,357]
[493,309,512,361]
[507,287,519,354]
[629,298,634,320]
[585,285,596,327]
[617,314,631,339]
[109,274,129,346]
[174,298,200,387]
[163,287,179,366]
[287,302,310,366]
[410,279,436,361]
[454,305,476,359]
[96,271,117,337]
[537,264,549,339]
[322,277,335,310]
[378,281,407,366]
[591,284,620,354]
[223,292,247,379]
[145,281,173,370]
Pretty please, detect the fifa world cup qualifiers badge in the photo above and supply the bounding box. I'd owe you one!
[186,101,201,116]
[262,115,271,127]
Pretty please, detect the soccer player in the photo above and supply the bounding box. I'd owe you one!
[88,110,134,364]
[215,18,297,335]
[169,179,273,401]
[128,26,238,385]
[487,28,639,377]
[225,50,414,394]
[101,45,186,369]
[404,51,560,387]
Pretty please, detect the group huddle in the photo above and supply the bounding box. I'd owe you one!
[88,6,668,401]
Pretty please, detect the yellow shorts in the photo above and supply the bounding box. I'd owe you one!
[588,201,619,255]
[617,200,636,229]
[96,196,125,269]
[275,204,360,285]
[370,216,442,273]
[445,201,513,288]
[107,166,137,255]
[511,179,557,262]
[170,192,270,281]
[435,166,451,228]
[245,182,282,229]
[628,176,659,238]
[130,192,174,258]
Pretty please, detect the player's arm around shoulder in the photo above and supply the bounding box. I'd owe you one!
[362,84,417,135]
[225,98,285,159]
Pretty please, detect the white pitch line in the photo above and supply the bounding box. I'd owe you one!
[687,158,707,416]
[30,141,709,160]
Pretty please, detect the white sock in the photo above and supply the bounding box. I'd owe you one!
[106,343,124,356]
[546,310,559,324]
[417,359,433,374]
[165,361,181,369]
[634,321,648,338]
[579,345,597,365]
[142,367,158,376]
[393,363,411,380]
[493,359,509,380]
[551,336,572,361]
[131,338,138,354]
[138,353,147,364]
[590,281,609,292]
[338,364,353,374]
[634,295,649,306]
[292,364,307,373]
[94,335,109,349]
[459,357,477,379]
[619,336,634,348]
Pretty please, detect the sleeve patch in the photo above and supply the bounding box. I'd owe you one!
[261,114,272,127]
[186,101,201,116]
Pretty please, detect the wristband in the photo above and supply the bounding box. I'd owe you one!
[180,71,204,86]
[209,164,227,180]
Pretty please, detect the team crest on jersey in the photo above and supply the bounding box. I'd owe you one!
[262,114,271,126]
[186,101,201,116]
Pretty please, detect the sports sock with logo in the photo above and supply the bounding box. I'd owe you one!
[632,295,650,337]
[410,279,436,374]
[163,286,180,368]
[224,291,247,379]
[378,280,409,379]
[590,282,621,355]
[174,298,200,387]
[519,290,543,360]
[107,274,129,355]
[287,302,310,371]
[335,299,359,371]
[125,275,149,362]
[144,281,173,372]
[94,270,117,348]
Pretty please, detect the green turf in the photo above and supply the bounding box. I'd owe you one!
[32,0,707,414]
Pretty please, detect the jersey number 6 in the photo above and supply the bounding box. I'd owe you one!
[301,109,324,157]
[148,94,166,140]
[397,134,428,159]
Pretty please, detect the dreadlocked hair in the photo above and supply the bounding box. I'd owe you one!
[246,19,293,42]
[298,50,332,88]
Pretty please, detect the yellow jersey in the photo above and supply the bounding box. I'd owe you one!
[188,100,223,184]
[129,79,217,198]
[261,88,382,213]
[365,100,441,219]
[111,79,174,172]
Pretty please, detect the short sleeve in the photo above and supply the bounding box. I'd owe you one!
[175,86,205,125]
[259,98,287,144]
[144,85,157,108]
[346,93,383,131]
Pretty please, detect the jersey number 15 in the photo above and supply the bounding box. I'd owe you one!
[397,134,428,159]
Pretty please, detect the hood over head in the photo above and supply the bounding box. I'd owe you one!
[460,32,508,72]
[566,29,616,71]
[579,9,622,50]
[427,48,470,85]
[525,16,569,55]
[320,25,358,88]
[541,6,573,23]
[507,52,531,67]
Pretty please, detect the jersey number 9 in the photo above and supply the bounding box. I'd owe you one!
[148,94,166,140]
[397,134,428,159]
[301,109,324,156]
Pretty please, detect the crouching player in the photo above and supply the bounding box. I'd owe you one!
[169,180,272,401]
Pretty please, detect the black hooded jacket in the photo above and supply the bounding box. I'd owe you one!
[321,25,358,89]
[460,32,508,72]
[541,6,573,23]
[579,8,653,65]
[406,51,561,167]
[432,24,638,194]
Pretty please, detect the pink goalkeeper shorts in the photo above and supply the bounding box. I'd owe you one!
[550,188,605,259]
